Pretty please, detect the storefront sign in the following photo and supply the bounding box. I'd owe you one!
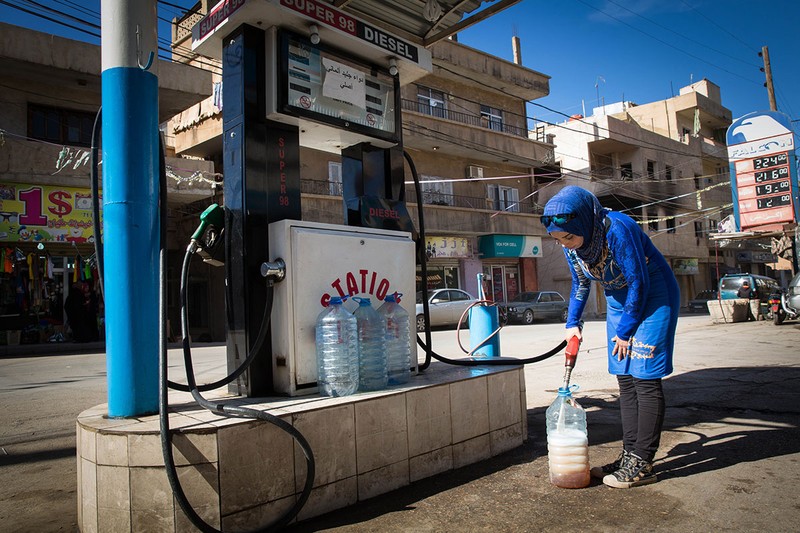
[0,183,100,244]
[478,234,542,258]
[736,251,776,264]
[672,258,699,275]
[425,236,471,259]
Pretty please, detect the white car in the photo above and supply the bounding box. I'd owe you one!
[415,288,479,332]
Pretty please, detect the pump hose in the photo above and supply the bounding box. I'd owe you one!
[403,150,566,368]
[160,244,315,533]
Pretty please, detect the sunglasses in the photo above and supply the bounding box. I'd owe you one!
[540,213,576,226]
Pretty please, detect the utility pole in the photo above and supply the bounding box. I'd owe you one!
[759,45,778,111]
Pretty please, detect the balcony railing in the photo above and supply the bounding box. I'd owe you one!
[301,179,543,215]
[402,99,531,139]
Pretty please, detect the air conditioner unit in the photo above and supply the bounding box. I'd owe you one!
[466,165,483,179]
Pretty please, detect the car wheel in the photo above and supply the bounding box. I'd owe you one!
[416,314,427,332]
[560,308,569,323]
[523,309,534,325]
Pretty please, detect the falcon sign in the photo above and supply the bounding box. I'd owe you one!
[726,110,800,232]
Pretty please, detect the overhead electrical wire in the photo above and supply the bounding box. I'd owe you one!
[572,0,763,86]
[600,0,761,68]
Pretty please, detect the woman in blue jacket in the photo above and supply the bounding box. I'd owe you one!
[541,186,679,488]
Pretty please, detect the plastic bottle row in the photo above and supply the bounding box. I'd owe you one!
[315,294,412,397]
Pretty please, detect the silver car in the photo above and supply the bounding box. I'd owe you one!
[500,291,569,324]
[415,288,478,332]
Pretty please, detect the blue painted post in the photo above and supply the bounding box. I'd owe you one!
[469,273,501,357]
[101,0,159,417]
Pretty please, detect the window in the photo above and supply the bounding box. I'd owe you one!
[28,104,95,146]
[480,104,503,132]
[646,160,656,180]
[694,221,704,237]
[681,127,692,142]
[648,212,658,232]
[665,165,673,181]
[620,163,633,180]
[487,184,519,212]
[420,175,453,206]
[417,86,446,118]
[328,162,342,196]
[666,217,676,234]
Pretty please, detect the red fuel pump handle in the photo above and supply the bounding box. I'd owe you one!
[565,335,581,368]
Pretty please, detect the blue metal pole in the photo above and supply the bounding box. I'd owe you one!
[101,0,159,417]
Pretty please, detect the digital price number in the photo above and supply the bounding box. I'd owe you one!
[755,180,790,196]
[756,194,792,210]
[754,166,789,183]
[752,152,788,170]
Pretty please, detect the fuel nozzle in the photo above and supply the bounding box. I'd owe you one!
[562,335,581,389]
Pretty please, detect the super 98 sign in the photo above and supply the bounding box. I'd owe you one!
[726,111,800,232]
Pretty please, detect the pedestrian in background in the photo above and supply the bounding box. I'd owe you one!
[541,186,680,488]
[64,283,90,342]
[736,281,755,321]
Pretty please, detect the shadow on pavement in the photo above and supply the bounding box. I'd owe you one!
[286,365,800,531]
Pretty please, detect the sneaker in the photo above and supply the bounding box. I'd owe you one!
[603,453,657,488]
[590,449,631,479]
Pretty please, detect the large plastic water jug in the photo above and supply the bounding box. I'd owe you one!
[545,385,590,488]
[352,296,388,391]
[377,293,411,385]
[314,296,359,397]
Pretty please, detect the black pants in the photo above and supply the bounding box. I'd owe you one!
[617,375,664,462]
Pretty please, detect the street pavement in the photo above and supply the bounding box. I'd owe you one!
[1,314,799,532]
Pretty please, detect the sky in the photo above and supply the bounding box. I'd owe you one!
[458,0,800,128]
[1,0,798,129]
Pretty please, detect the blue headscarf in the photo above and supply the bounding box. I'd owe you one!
[542,186,610,265]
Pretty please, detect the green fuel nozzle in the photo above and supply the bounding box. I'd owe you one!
[191,203,225,267]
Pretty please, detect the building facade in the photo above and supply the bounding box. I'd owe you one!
[0,22,214,346]
[538,80,740,315]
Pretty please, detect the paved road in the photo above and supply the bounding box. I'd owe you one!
[1,315,799,532]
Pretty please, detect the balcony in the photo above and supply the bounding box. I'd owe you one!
[300,179,543,236]
[401,99,554,166]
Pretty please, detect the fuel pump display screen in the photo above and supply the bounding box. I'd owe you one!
[278,30,399,143]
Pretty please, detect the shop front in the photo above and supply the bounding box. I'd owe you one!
[478,234,543,303]
[417,235,474,293]
[0,183,101,346]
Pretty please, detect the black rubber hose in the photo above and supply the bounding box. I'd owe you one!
[157,137,315,532]
[403,149,566,368]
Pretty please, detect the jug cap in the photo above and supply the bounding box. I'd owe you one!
[353,296,372,306]
[557,384,580,396]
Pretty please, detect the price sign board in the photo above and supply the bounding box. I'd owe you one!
[726,111,799,231]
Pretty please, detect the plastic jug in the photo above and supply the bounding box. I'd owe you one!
[352,296,388,391]
[314,296,359,397]
[377,293,412,385]
[545,385,590,488]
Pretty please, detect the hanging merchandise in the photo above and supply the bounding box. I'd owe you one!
[545,384,591,489]
[352,296,388,392]
[314,296,359,397]
[377,292,412,385]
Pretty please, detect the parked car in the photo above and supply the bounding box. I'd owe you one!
[719,273,779,301]
[772,271,800,325]
[499,291,569,324]
[719,273,780,319]
[415,288,479,332]
[687,290,717,313]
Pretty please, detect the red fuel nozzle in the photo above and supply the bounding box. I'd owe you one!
[565,335,581,368]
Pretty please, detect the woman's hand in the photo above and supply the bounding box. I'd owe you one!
[611,336,630,360]
[565,327,582,344]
